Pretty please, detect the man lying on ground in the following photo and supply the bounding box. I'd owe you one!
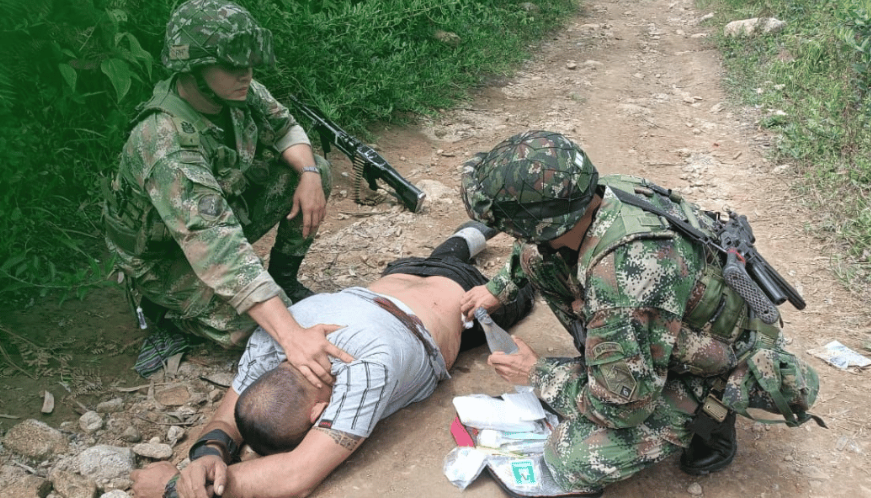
[131,221,535,498]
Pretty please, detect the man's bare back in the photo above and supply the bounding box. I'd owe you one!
[367,274,465,369]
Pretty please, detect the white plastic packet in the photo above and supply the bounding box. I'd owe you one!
[453,395,539,432]
[443,446,488,490]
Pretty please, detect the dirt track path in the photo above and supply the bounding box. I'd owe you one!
[305,0,870,496]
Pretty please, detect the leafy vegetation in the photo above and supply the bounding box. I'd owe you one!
[0,0,578,302]
[700,0,871,290]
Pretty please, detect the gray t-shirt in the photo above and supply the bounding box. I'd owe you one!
[233,287,450,438]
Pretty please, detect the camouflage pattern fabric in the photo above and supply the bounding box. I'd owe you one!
[461,130,598,243]
[491,177,716,491]
[531,358,697,492]
[162,0,275,73]
[104,76,329,348]
[722,347,820,426]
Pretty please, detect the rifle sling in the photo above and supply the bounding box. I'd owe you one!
[609,187,714,247]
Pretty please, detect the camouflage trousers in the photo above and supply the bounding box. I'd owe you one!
[136,156,332,348]
[543,381,693,492]
[520,259,695,492]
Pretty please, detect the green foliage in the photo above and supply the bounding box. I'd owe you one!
[703,0,871,286]
[0,0,170,301]
[0,0,578,302]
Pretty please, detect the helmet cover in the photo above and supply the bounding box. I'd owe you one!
[162,0,275,72]
[461,130,599,243]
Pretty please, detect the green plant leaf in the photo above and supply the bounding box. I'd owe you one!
[100,58,132,102]
[1,255,26,273]
[58,63,77,92]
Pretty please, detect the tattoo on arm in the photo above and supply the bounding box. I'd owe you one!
[314,427,364,452]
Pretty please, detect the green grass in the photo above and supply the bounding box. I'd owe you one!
[699,0,871,290]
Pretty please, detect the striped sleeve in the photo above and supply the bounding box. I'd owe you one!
[316,361,390,438]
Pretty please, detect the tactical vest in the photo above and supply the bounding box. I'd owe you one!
[589,176,821,428]
[104,77,260,258]
[580,175,781,379]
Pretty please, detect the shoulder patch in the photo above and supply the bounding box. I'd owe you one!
[172,116,200,148]
[197,195,224,220]
[591,341,624,359]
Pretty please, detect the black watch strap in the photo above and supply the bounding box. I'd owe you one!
[189,429,239,462]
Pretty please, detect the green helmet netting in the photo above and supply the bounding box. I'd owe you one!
[162,0,275,73]
[461,130,599,243]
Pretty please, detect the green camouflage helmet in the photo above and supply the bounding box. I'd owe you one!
[162,0,275,72]
[461,130,599,243]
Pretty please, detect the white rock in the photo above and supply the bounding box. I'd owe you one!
[724,18,786,37]
[79,411,104,434]
[132,442,174,460]
[78,445,135,483]
[688,482,703,495]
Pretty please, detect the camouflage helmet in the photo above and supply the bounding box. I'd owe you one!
[461,130,599,243]
[162,0,275,73]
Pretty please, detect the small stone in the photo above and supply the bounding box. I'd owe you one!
[155,385,190,406]
[121,426,141,443]
[167,426,185,447]
[784,454,794,462]
[433,30,461,47]
[519,2,540,13]
[50,469,98,498]
[100,491,130,498]
[96,398,124,414]
[752,422,765,433]
[566,61,577,70]
[133,442,174,460]
[79,411,104,434]
[688,482,703,495]
[3,419,70,459]
[78,445,135,483]
[208,388,223,403]
[2,465,52,498]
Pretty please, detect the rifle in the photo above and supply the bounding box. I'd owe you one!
[287,94,426,213]
[609,187,805,325]
[717,212,806,324]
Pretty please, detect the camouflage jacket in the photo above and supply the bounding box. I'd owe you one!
[488,175,743,443]
[104,75,309,315]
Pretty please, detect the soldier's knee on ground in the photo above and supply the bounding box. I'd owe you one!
[543,418,612,492]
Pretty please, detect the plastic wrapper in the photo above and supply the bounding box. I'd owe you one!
[444,446,488,490]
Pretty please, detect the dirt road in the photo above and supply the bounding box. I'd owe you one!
[302,0,870,496]
[2,0,869,497]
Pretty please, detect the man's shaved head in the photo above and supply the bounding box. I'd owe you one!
[234,363,325,455]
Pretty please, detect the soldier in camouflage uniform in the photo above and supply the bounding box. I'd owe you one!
[103,0,352,386]
[459,131,820,495]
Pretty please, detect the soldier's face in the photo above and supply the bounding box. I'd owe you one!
[201,64,253,101]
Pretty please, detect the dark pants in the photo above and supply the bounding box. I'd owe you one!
[382,236,536,352]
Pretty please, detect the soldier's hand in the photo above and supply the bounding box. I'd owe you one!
[460,285,501,321]
[282,323,354,388]
[287,173,327,238]
[487,337,539,385]
[176,454,228,498]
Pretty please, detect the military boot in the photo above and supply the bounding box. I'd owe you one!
[267,250,315,303]
[680,411,738,475]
